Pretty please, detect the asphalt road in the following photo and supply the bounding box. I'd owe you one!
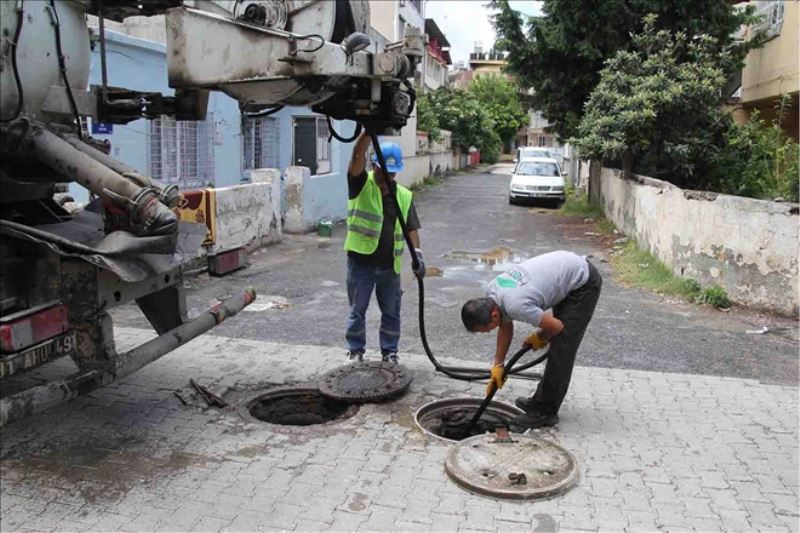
[113,164,800,386]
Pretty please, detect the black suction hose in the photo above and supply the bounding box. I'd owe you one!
[365,129,549,382]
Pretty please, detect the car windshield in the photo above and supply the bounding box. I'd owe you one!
[521,149,551,158]
[516,162,559,176]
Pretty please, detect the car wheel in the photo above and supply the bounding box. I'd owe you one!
[509,195,518,205]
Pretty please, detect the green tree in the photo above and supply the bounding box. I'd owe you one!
[426,87,495,153]
[415,93,441,142]
[491,0,758,140]
[467,74,528,145]
[572,15,736,186]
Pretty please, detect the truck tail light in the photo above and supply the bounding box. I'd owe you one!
[0,303,69,352]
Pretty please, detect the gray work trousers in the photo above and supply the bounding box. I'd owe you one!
[529,261,602,415]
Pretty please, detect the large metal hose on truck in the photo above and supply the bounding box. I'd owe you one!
[0,288,256,427]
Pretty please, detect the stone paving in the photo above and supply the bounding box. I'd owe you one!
[1,328,798,532]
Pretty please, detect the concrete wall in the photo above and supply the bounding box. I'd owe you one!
[598,167,799,315]
[212,181,281,254]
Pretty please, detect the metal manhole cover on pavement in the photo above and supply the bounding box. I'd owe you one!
[318,361,413,403]
[445,433,578,500]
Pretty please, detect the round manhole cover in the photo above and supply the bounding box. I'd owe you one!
[318,361,413,403]
[445,433,578,500]
[414,398,524,442]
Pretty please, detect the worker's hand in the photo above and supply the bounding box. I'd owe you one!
[413,249,426,278]
[486,364,506,395]
[524,332,549,350]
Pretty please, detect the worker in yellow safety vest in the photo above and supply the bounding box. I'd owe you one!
[343,133,425,364]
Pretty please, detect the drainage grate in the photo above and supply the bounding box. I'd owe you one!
[245,386,358,426]
[414,398,524,442]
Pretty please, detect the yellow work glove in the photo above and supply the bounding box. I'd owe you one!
[486,365,506,395]
[524,332,549,350]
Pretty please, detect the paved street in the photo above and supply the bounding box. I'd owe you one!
[2,166,799,531]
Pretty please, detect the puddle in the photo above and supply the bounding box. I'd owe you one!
[444,246,530,271]
[426,266,444,277]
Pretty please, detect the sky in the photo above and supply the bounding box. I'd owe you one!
[425,0,543,66]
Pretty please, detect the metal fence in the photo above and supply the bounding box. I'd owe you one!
[242,115,280,171]
[148,115,215,190]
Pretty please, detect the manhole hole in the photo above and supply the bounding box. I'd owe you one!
[243,386,358,426]
[319,361,413,403]
[445,433,578,500]
[414,398,524,442]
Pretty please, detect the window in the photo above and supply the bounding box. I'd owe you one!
[148,115,214,189]
[753,1,784,38]
[516,161,559,177]
[316,117,331,174]
[397,15,406,40]
[242,115,279,170]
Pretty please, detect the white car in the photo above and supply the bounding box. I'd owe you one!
[509,157,566,205]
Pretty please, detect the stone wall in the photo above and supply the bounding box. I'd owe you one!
[212,180,282,253]
[599,167,799,315]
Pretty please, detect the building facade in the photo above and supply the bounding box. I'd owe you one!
[423,19,452,91]
[736,0,799,140]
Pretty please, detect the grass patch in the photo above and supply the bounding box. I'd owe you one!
[610,241,702,299]
[409,174,444,192]
[596,218,616,235]
[610,241,732,308]
[558,192,605,219]
[696,285,732,309]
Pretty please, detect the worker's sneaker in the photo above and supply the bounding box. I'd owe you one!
[514,396,537,412]
[509,411,558,431]
[346,350,364,363]
[382,352,399,365]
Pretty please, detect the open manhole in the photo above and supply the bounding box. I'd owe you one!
[243,386,358,426]
[445,433,579,500]
[414,398,524,442]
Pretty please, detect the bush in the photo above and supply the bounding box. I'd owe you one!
[696,285,731,309]
[480,129,502,164]
[707,98,799,202]
[415,93,441,143]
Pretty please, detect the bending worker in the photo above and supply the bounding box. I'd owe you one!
[461,250,602,429]
[343,133,425,364]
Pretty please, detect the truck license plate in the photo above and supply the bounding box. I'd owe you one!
[0,331,76,379]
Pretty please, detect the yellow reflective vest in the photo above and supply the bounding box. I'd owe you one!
[344,171,412,274]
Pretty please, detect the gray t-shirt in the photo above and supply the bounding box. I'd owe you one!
[485,251,589,326]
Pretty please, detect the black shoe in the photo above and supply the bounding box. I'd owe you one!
[382,352,399,365]
[346,350,364,363]
[509,412,559,431]
[514,396,537,412]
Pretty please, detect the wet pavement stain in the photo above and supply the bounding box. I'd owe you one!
[1,438,217,505]
[425,266,444,277]
[347,492,369,512]
[444,246,529,266]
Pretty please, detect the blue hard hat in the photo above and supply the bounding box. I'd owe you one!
[372,142,404,173]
